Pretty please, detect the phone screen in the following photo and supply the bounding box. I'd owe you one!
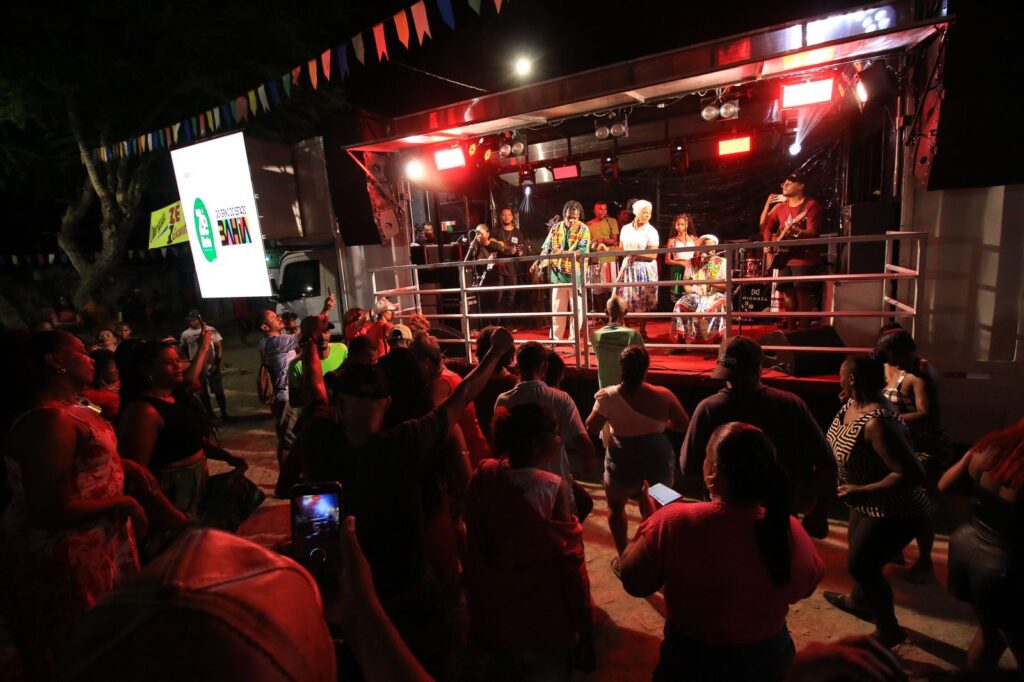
[291,487,342,585]
[648,483,682,506]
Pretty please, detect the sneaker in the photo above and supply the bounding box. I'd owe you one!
[823,591,875,623]
[873,627,908,648]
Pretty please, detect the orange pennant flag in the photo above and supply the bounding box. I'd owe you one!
[308,59,318,90]
[373,23,389,61]
[291,67,301,85]
[394,9,410,48]
[410,1,431,44]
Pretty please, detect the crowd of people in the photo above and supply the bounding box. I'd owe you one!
[1,285,1021,681]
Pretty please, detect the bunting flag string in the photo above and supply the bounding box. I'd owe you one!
[89,0,500,163]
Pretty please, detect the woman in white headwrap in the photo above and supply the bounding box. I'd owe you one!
[672,234,728,344]
[616,200,660,338]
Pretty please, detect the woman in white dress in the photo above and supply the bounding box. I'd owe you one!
[616,199,660,338]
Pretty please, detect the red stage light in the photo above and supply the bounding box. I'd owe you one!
[782,78,835,108]
[468,142,478,156]
[434,146,465,171]
[483,148,492,161]
[552,164,580,180]
[718,136,751,156]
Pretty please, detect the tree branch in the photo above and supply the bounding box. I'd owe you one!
[68,105,113,216]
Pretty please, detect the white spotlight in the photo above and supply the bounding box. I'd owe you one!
[405,159,425,181]
[700,105,720,122]
[789,141,802,156]
[524,185,532,196]
[514,57,532,77]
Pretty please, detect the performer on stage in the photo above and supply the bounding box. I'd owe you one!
[587,201,620,314]
[531,201,590,341]
[616,199,659,339]
[664,213,700,301]
[672,234,728,344]
[760,170,822,330]
[481,208,528,325]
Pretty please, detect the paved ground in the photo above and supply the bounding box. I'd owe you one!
[1,336,1016,678]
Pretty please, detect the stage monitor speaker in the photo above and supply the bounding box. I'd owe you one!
[323,145,382,246]
[839,202,897,274]
[759,325,846,377]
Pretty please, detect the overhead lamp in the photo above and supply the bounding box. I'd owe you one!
[717,136,751,156]
[552,163,580,180]
[700,104,721,122]
[511,140,526,156]
[852,62,895,111]
[433,146,465,171]
[610,117,629,139]
[498,132,527,159]
[404,159,425,181]
[600,156,618,181]
[595,122,611,140]
[669,142,689,173]
[498,142,513,158]
[781,77,835,108]
[789,141,802,156]
[514,56,532,77]
[518,167,535,187]
[700,99,740,122]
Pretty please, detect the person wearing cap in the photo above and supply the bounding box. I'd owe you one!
[179,310,228,420]
[672,234,728,345]
[388,324,413,350]
[257,294,335,480]
[616,199,660,339]
[291,324,516,677]
[365,297,399,358]
[531,200,590,341]
[679,336,836,539]
[64,525,433,682]
[760,170,823,330]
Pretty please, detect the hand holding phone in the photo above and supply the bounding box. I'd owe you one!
[647,482,683,507]
[291,482,343,590]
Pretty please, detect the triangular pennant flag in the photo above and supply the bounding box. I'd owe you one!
[269,79,282,107]
[248,90,258,116]
[184,122,192,143]
[221,104,232,128]
[199,114,206,137]
[394,10,411,48]
[373,22,389,61]
[308,59,318,90]
[468,0,481,13]
[154,132,162,150]
[282,73,292,98]
[352,34,366,64]
[37,254,46,266]
[139,135,147,152]
[494,0,503,12]
[436,0,455,30]
[11,256,17,266]
[230,99,240,123]
[173,122,181,143]
[191,116,200,136]
[238,95,249,121]
[132,138,138,155]
[257,84,270,112]
[48,253,56,264]
[337,44,350,79]
[213,108,221,130]
[60,253,69,264]
[411,1,432,44]
[291,67,301,85]
[206,110,215,130]
[321,49,331,81]
[164,127,172,147]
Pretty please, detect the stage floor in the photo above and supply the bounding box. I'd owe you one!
[499,320,841,394]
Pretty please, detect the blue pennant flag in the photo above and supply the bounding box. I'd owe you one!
[437,0,456,29]
[269,80,282,108]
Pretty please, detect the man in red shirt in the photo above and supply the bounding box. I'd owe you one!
[760,170,823,330]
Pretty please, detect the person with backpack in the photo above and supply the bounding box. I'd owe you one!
[256,294,335,484]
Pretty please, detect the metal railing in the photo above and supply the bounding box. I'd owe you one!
[370,231,927,368]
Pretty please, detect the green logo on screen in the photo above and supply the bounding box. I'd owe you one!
[193,198,217,263]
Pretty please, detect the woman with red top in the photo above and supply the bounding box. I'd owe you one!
[619,422,824,681]
[82,349,121,422]
[463,403,593,680]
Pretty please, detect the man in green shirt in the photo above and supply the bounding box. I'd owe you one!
[591,295,644,388]
[587,201,620,316]
[288,316,349,408]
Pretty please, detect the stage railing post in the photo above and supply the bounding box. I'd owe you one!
[723,246,734,341]
[913,233,926,339]
[883,233,894,323]
[458,262,472,361]
[571,253,582,369]
[580,251,590,370]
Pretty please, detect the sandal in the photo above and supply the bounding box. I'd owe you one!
[610,556,623,580]
[873,627,908,648]
[823,591,875,623]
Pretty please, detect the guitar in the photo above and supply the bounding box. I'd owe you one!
[764,206,809,272]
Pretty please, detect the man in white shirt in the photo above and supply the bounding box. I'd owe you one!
[180,309,228,419]
[495,342,596,515]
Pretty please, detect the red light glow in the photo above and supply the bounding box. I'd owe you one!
[718,136,752,156]
[782,47,836,70]
[552,164,580,180]
[782,78,835,108]
[434,147,465,171]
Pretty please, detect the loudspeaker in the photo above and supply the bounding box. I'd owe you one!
[839,202,898,274]
[759,325,846,377]
[323,144,382,246]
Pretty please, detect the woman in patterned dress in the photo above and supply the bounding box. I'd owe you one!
[616,199,660,338]
[823,356,929,648]
[1,331,159,680]
[672,235,728,345]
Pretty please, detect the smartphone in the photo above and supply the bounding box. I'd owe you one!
[290,482,342,587]
[647,483,682,506]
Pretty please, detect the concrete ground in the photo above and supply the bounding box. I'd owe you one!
[0,335,1015,679]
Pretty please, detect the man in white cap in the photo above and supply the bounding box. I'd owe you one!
[365,297,399,358]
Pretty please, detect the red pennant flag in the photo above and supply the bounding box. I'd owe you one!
[494,0,503,12]
[291,67,301,85]
[199,114,206,136]
[373,23,389,61]
[308,59,318,90]
[411,1,431,44]
[321,49,332,81]
[352,34,366,64]
[394,10,411,48]
[237,95,248,122]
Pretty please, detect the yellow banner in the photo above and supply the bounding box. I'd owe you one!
[148,201,188,249]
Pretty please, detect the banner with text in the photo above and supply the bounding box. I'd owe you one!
[170,132,271,298]
[148,201,189,250]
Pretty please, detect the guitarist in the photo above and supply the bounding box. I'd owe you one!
[482,208,528,324]
[760,170,822,330]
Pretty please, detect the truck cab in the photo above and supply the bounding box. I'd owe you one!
[272,249,343,336]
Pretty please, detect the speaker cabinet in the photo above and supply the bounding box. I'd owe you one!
[759,325,846,377]
[839,202,898,274]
